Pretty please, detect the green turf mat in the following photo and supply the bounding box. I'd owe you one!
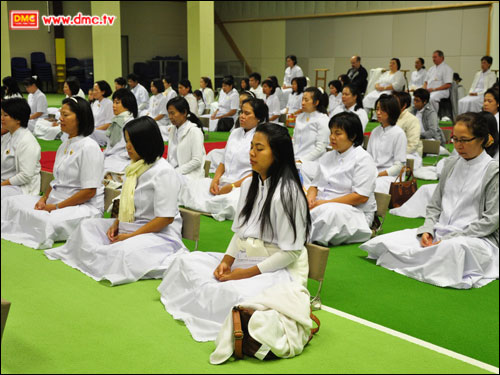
[1,239,494,374]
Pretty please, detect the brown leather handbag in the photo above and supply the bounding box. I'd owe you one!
[232,306,320,360]
[389,166,418,208]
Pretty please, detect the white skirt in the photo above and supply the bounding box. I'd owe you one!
[1,185,24,200]
[178,177,240,221]
[360,228,499,289]
[458,95,483,115]
[375,175,398,194]
[89,129,108,147]
[206,149,225,173]
[1,195,102,249]
[310,202,373,246]
[103,153,130,176]
[413,166,439,181]
[389,184,438,218]
[44,217,187,285]
[362,89,391,109]
[157,250,294,342]
[33,119,61,140]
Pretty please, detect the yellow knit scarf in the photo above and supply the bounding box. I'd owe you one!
[118,159,152,223]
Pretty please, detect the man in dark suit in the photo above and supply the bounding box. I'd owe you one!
[347,55,368,96]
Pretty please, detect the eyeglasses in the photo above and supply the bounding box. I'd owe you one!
[451,137,477,144]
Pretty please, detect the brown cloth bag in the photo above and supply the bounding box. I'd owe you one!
[232,306,320,360]
[389,166,417,208]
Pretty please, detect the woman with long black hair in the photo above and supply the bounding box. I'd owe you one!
[158,123,311,342]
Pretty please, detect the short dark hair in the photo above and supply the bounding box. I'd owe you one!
[23,76,40,88]
[304,87,329,114]
[291,76,307,95]
[267,76,280,90]
[193,89,204,101]
[201,77,213,89]
[2,76,21,96]
[433,50,444,58]
[221,77,234,87]
[127,73,139,82]
[151,79,165,94]
[392,91,412,110]
[241,98,269,123]
[417,57,425,69]
[123,116,164,164]
[95,80,112,97]
[391,58,401,70]
[61,96,95,136]
[262,79,276,95]
[112,88,138,118]
[338,74,351,87]
[249,72,261,83]
[354,56,361,62]
[1,97,31,128]
[375,94,401,125]
[286,55,297,65]
[162,75,173,85]
[328,80,343,95]
[240,78,250,92]
[114,77,127,87]
[329,111,364,147]
[178,79,193,93]
[414,88,430,104]
[65,76,81,96]
[455,112,492,151]
[481,56,493,65]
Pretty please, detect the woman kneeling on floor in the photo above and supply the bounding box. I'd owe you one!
[1,96,104,249]
[307,112,378,245]
[179,98,267,221]
[158,123,312,344]
[45,116,186,285]
[360,112,499,289]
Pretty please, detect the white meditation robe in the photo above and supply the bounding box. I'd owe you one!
[363,71,405,109]
[310,145,377,245]
[1,135,104,249]
[425,62,453,113]
[27,89,48,132]
[44,158,187,286]
[131,83,150,111]
[328,93,342,117]
[91,98,114,146]
[265,93,281,124]
[1,127,41,198]
[148,93,168,127]
[286,92,303,115]
[458,69,497,114]
[209,89,239,131]
[202,87,215,106]
[330,104,369,131]
[102,112,134,176]
[158,175,309,341]
[409,69,427,91]
[293,111,330,162]
[179,127,255,221]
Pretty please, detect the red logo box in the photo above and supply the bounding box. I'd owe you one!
[10,10,39,30]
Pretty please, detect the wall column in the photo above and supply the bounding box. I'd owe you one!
[187,1,214,89]
[1,1,11,78]
[91,1,121,86]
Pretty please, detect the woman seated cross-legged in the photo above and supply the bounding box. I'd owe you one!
[1,97,104,249]
[360,112,499,289]
[158,123,311,342]
[45,117,187,285]
[1,98,41,200]
[307,112,378,246]
[179,98,268,221]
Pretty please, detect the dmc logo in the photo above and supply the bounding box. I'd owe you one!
[10,11,39,30]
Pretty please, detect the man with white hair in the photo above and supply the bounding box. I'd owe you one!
[423,50,454,113]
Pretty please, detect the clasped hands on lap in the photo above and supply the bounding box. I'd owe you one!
[213,254,261,282]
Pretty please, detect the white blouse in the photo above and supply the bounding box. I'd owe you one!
[328,93,342,116]
[250,85,265,100]
[130,158,181,232]
[163,87,177,103]
[1,127,41,195]
[409,69,427,91]
[275,87,287,110]
[312,145,377,214]
[50,135,104,210]
[197,100,206,116]
[434,150,492,238]
[293,111,330,161]
[217,89,239,121]
[283,65,304,87]
[222,127,256,182]
[367,125,407,176]
[286,92,303,114]
[425,62,453,89]
[148,93,168,127]
[265,93,281,123]
[376,71,405,92]
[202,87,215,106]
[167,120,205,178]
[91,98,114,128]
[232,176,308,251]
[183,93,198,115]
[27,89,48,118]
[131,84,150,111]
[330,104,369,131]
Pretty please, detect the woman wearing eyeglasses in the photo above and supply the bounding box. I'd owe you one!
[361,112,499,289]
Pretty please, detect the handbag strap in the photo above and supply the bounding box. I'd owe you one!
[308,311,321,343]
[232,307,244,359]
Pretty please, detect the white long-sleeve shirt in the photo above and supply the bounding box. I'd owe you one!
[330,104,369,131]
[222,127,256,182]
[293,111,330,161]
[167,120,205,179]
[367,125,407,176]
[283,65,304,87]
[425,62,453,89]
[91,98,114,128]
[265,93,281,124]
[409,69,427,91]
[131,83,150,111]
[27,89,48,118]
[1,127,41,195]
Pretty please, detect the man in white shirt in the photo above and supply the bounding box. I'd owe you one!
[458,56,496,114]
[249,72,265,100]
[127,73,150,112]
[423,50,454,113]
